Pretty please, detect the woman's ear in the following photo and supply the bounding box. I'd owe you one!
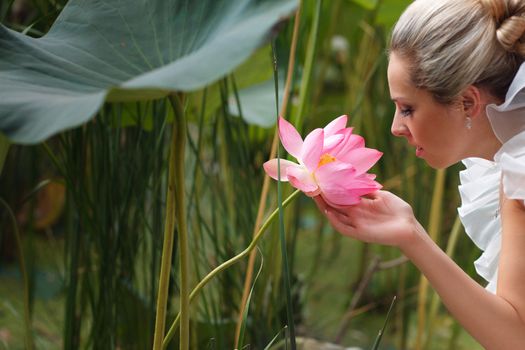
[461,85,483,118]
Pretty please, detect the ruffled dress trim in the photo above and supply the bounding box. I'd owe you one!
[486,63,525,144]
[458,158,501,294]
[457,60,525,293]
[460,131,525,294]
[494,131,525,206]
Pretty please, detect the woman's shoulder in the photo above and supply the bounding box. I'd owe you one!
[494,130,525,204]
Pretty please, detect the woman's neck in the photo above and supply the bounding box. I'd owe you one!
[473,117,503,161]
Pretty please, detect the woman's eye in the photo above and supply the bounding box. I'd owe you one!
[400,107,413,117]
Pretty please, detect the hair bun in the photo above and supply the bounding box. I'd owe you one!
[497,15,525,55]
[480,0,525,56]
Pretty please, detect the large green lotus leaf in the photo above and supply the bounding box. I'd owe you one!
[228,77,284,128]
[184,44,276,126]
[0,0,297,144]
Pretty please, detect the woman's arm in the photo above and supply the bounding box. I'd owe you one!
[404,202,525,349]
[497,197,525,326]
[315,192,525,349]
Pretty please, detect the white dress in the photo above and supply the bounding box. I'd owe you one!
[457,62,525,294]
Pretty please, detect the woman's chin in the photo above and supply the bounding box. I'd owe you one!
[423,157,456,170]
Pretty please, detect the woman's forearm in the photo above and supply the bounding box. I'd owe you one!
[402,222,525,349]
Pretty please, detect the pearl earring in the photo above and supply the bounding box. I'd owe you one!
[465,116,472,130]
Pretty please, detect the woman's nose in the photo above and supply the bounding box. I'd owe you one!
[391,114,409,137]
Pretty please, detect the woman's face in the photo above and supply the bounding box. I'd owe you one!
[387,53,470,169]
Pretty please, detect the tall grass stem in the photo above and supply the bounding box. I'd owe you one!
[0,198,33,350]
[415,169,446,349]
[152,94,189,350]
[424,215,462,348]
[292,0,321,129]
[0,133,9,175]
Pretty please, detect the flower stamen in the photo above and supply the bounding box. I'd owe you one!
[318,153,336,168]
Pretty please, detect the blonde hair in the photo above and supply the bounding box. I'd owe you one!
[389,0,525,104]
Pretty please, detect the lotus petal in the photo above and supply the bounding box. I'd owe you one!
[263,158,298,181]
[278,116,303,159]
[287,165,319,194]
[315,160,356,187]
[321,189,362,206]
[330,130,365,156]
[323,134,345,151]
[338,148,383,174]
[300,128,324,171]
[324,115,348,137]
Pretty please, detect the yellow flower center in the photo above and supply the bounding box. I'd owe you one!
[318,153,336,168]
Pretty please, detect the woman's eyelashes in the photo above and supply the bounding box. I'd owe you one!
[400,106,413,117]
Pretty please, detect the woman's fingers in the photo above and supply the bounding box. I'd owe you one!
[315,195,380,243]
[315,195,353,217]
[313,195,327,212]
[314,195,353,215]
[325,208,356,236]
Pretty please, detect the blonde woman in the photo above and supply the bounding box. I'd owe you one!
[315,0,525,348]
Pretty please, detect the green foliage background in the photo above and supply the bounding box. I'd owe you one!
[0,0,484,349]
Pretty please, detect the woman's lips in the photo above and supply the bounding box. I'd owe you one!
[416,146,424,157]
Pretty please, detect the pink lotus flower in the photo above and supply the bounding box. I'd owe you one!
[263,115,382,206]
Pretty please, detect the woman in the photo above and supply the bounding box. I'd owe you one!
[315,0,525,348]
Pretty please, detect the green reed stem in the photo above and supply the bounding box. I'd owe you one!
[0,133,9,176]
[234,5,302,346]
[152,94,189,350]
[237,248,264,350]
[424,215,462,349]
[416,168,446,349]
[272,40,297,349]
[171,94,190,350]
[162,189,301,348]
[292,0,321,129]
[0,198,33,350]
[371,296,397,350]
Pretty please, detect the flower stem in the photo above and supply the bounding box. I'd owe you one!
[152,94,189,350]
[170,94,190,350]
[162,189,301,349]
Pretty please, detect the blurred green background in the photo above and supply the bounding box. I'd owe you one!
[0,0,484,349]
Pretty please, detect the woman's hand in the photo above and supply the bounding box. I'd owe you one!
[314,190,421,248]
